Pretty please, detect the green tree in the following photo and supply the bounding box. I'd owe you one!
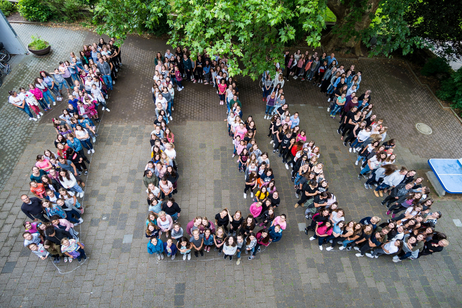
[167,0,325,79]
[404,0,462,60]
[93,0,170,42]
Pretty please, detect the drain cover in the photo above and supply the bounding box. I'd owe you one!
[416,123,432,135]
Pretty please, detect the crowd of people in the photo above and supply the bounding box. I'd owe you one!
[17,37,122,264]
[270,50,448,260]
[144,47,286,264]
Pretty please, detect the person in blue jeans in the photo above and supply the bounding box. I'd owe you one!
[97,58,113,90]
[8,91,37,121]
[66,135,89,163]
[235,235,245,265]
[264,92,276,119]
[35,77,56,107]
[161,198,181,222]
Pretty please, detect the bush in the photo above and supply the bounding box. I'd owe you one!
[0,0,16,17]
[421,57,451,77]
[436,68,462,110]
[18,0,83,22]
[18,0,53,21]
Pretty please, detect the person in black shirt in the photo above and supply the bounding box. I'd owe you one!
[295,179,319,208]
[45,226,72,245]
[161,198,181,222]
[21,195,48,222]
[66,148,87,176]
[215,209,230,233]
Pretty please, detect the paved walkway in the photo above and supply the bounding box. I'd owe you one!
[0,24,461,307]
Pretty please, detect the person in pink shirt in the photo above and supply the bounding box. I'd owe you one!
[271,214,287,230]
[234,123,248,140]
[250,201,263,220]
[311,221,334,251]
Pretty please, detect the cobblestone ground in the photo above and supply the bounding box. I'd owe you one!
[0,25,461,307]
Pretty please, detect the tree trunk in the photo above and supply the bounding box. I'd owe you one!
[324,0,382,56]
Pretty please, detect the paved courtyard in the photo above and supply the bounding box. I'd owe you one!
[0,24,461,307]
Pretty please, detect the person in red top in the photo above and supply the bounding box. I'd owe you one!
[30,181,46,199]
[310,221,333,251]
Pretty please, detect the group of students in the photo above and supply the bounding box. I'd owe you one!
[8,37,121,121]
[145,49,286,265]
[275,50,449,261]
[18,38,123,264]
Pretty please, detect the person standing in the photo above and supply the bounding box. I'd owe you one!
[97,58,113,90]
[8,91,37,121]
[20,195,48,222]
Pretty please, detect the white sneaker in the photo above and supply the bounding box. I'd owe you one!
[270,140,273,144]
[68,257,73,263]
[36,115,41,119]
[102,107,106,111]
[250,192,254,198]
[365,253,375,259]
[349,148,352,153]
[169,116,173,121]
[157,254,161,261]
[92,137,96,143]
[354,247,360,251]
[53,101,56,106]
[187,254,191,260]
[355,160,359,166]
[327,107,330,112]
[160,254,164,260]
[87,150,91,154]
[105,95,108,99]
[183,254,186,261]
[79,192,85,198]
[91,149,95,153]
[327,98,331,102]
[339,246,346,251]
[326,247,334,251]
[309,236,316,241]
[29,117,37,121]
[172,107,174,111]
[319,246,323,251]
[243,193,247,199]
[355,253,363,257]
[106,108,110,112]
[78,218,84,224]
[285,163,289,170]
[171,255,176,260]
[64,257,68,263]
[178,87,183,92]
[112,81,115,85]
[39,112,44,116]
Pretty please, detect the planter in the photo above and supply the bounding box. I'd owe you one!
[28,45,51,56]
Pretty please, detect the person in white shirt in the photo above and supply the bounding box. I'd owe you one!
[8,91,37,121]
[366,239,402,258]
[156,93,168,111]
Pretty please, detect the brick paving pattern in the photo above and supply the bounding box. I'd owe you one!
[0,24,461,307]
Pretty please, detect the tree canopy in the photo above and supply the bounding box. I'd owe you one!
[93,0,462,78]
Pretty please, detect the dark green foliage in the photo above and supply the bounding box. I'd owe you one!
[405,0,462,59]
[18,0,84,22]
[421,57,451,77]
[436,68,462,111]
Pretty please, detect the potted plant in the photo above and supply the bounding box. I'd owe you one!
[28,35,51,56]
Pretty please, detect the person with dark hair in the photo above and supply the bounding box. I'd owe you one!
[21,194,48,222]
[8,90,37,121]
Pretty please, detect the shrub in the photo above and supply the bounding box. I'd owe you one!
[421,57,451,77]
[18,0,53,21]
[0,0,16,17]
[18,0,83,22]
[436,68,462,110]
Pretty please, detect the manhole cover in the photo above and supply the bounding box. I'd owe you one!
[416,123,432,135]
